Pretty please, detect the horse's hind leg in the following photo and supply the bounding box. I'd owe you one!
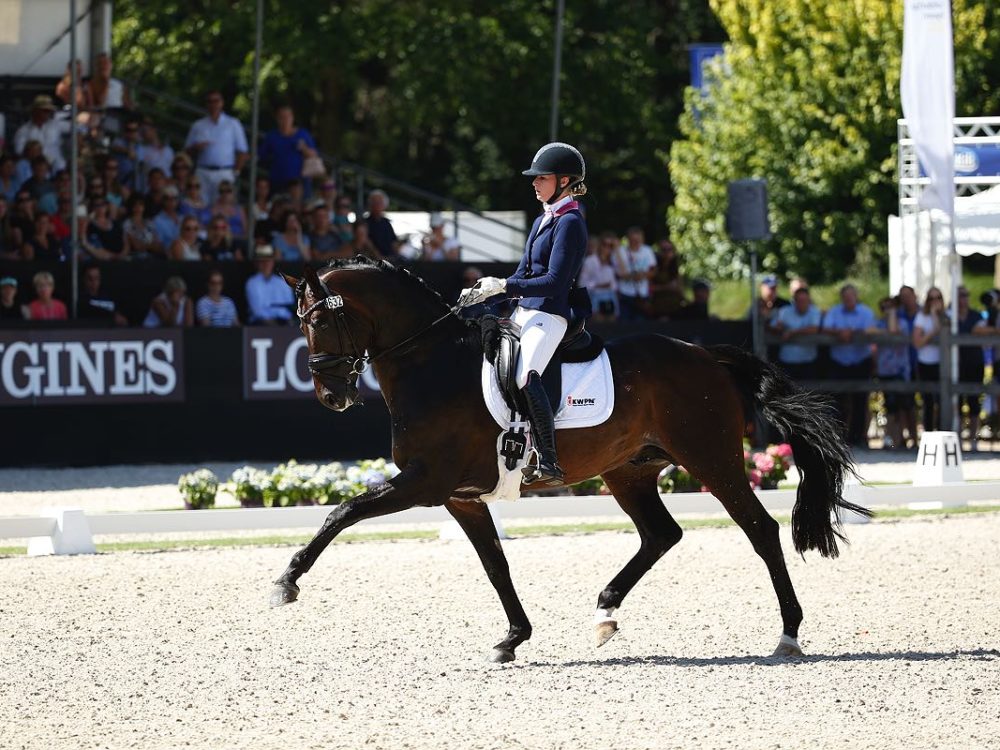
[445,500,532,663]
[703,469,805,657]
[595,464,684,647]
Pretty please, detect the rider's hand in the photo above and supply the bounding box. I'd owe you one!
[458,277,507,308]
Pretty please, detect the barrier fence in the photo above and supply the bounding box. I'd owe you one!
[761,327,1000,432]
[3,480,997,555]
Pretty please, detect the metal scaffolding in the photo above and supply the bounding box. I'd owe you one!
[898,116,1000,216]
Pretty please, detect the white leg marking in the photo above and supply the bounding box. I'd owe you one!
[778,634,800,650]
[594,606,617,624]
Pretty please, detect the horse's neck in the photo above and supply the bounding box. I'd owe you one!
[371,316,475,411]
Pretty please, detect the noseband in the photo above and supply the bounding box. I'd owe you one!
[297,274,456,387]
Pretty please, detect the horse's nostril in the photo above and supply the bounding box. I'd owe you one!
[323,392,339,408]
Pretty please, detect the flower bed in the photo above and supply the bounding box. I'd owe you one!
[179,447,794,508]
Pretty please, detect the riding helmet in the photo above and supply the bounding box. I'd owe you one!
[522,142,586,183]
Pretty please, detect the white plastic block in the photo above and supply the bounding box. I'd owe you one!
[27,508,96,556]
[913,431,964,486]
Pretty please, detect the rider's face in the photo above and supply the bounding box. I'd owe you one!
[533,174,557,202]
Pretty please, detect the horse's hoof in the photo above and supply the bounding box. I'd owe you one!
[595,620,619,648]
[269,582,300,608]
[771,635,803,658]
[489,648,516,664]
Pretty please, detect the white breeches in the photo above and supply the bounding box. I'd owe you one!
[512,307,568,389]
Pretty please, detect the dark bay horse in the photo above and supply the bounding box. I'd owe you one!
[270,257,869,662]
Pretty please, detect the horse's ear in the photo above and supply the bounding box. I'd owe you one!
[280,273,300,292]
[301,265,326,298]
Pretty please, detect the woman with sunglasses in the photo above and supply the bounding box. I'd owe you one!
[180,177,212,229]
[170,218,204,261]
[912,287,947,432]
[211,180,247,240]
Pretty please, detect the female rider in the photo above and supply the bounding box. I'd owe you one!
[460,142,590,485]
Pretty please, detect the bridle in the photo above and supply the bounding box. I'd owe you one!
[297,274,456,386]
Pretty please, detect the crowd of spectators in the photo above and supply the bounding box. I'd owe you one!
[0,54,474,325]
[764,280,999,449]
[577,227,709,322]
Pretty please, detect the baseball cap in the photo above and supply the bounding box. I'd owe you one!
[254,244,276,259]
[0,277,17,288]
[761,274,778,288]
[429,212,445,228]
[692,279,711,292]
[307,198,327,212]
[163,185,180,198]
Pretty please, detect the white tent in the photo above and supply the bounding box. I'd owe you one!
[888,184,1000,295]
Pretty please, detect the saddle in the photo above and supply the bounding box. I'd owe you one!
[481,314,604,416]
[480,315,606,473]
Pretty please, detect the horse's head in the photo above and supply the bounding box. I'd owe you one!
[284,265,374,412]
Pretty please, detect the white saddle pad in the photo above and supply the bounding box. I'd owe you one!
[481,351,615,430]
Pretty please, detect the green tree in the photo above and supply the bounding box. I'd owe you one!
[669,0,1000,283]
[113,0,722,236]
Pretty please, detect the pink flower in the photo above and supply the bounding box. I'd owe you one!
[743,450,751,462]
[773,443,793,458]
[749,469,763,487]
[754,453,776,473]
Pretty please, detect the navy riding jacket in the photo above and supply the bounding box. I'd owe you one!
[505,208,589,320]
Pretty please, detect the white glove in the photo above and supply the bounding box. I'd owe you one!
[458,277,507,308]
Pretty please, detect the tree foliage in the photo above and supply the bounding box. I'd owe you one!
[669,0,1000,283]
[113,0,722,234]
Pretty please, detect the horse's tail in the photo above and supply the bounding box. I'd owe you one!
[708,345,871,558]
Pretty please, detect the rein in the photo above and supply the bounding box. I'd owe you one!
[298,277,457,381]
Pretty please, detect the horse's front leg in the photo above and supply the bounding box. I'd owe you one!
[445,500,532,663]
[270,463,445,607]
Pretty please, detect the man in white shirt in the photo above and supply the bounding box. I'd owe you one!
[613,226,656,320]
[13,96,68,172]
[185,90,248,205]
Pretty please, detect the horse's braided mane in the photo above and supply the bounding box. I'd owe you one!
[319,255,452,313]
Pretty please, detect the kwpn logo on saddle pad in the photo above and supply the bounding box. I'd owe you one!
[566,395,596,407]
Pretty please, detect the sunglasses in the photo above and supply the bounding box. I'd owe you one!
[189,183,201,188]
[183,225,198,231]
[173,164,190,170]
[219,188,233,194]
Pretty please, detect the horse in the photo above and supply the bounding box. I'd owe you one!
[269,256,869,662]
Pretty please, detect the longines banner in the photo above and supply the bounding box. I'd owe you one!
[242,328,381,401]
[0,330,184,406]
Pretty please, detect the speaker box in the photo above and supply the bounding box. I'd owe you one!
[726,179,771,242]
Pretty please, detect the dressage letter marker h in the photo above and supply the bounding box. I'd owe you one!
[913,431,964,498]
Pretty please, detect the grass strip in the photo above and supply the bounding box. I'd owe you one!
[1,504,998,557]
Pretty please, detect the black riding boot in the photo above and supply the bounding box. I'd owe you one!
[520,371,564,486]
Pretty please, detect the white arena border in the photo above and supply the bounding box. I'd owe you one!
[2,481,999,556]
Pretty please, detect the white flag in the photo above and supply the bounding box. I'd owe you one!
[901,0,955,219]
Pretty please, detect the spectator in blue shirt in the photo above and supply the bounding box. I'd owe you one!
[770,286,821,380]
[823,283,876,446]
[245,244,295,325]
[873,296,914,450]
[260,105,319,193]
[152,186,183,248]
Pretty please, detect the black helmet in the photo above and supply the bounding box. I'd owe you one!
[522,142,586,182]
